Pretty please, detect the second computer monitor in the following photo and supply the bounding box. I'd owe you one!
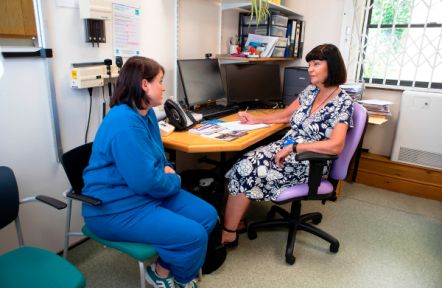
[282,67,310,106]
[177,59,225,108]
[225,64,282,106]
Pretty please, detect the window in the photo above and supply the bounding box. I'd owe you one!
[353,0,442,90]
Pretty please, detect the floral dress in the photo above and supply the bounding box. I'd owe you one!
[225,85,354,201]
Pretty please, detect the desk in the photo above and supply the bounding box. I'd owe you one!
[162,109,287,154]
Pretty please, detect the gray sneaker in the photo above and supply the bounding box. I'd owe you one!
[145,263,175,288]
[174,279,198,288]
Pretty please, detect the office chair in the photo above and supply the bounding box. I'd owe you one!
[0,166,85,288]
[61,143,157,288]
[248,102,368,265]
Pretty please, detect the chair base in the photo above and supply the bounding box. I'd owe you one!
[248,201,339,265]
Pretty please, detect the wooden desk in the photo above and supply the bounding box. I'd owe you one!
[162,109,287,153]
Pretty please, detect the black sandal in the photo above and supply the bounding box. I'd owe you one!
[222,226,239,248]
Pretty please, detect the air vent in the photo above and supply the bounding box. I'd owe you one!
[398,147,442,170]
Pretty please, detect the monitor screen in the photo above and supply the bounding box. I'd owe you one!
[225,64,282,105]
[282,67,310,106]
[177,59,225,107]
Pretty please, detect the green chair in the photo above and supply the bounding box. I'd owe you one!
[0,166,85,288]
[61,143,157,288]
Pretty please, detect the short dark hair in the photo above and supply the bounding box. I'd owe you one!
[110,56,164,109]
[305,44,347,87]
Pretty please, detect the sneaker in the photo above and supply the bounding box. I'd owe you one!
[145,263,175,288]
[174,279,198,288]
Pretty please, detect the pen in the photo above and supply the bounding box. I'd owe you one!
[240,107,249,122]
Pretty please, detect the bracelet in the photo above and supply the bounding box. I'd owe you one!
[292,143,298,153]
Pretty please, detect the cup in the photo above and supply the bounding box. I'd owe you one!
[229,44,239,54]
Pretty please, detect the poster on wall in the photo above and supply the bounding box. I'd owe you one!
[112,3,141,57]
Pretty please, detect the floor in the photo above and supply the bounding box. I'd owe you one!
[67,182,442,288]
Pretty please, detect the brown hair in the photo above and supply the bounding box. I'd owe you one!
[305,44,347,87]
[110,56,164,109]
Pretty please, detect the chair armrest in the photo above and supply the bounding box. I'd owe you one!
[66,191,102,206]
[35,195,67,210]
[20,196,67,210]
[295,152,338,200]
[295,152,338,162]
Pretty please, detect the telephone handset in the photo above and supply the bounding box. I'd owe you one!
[164,99,198,131]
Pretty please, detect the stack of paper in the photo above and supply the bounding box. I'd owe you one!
[358,99,393,116]
[340,82,364,100]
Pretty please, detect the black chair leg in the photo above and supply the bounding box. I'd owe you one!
[268,205,290,219]
[299,222,340,253]
[285,220,297,265]
[299,212,322,224]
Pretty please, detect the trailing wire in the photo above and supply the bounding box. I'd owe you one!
[85,87,93,144]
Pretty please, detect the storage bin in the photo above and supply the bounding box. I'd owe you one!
[242,25,268,36]
[270,26,287,37]
[242,15,268,25]
[276,37,288,47]
[272,47,286,58]
[271,15,288,27]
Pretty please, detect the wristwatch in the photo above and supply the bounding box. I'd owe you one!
[292,143,298,153]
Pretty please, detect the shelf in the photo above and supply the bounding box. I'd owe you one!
[217,54,296,64]
[221,1,303,19]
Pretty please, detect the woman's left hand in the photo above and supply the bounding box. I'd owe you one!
[275,145,293,168]
[164,166,176,174]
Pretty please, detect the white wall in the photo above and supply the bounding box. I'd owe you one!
[178,0,221,59]
[0,0,176,254]
[284,0,345,66]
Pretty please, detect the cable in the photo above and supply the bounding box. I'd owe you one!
[85,87,93,144]
[102,85,106,119]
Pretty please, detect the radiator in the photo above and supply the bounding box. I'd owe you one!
[391,90,442,170]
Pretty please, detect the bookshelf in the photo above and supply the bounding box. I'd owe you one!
[221,1,303,19]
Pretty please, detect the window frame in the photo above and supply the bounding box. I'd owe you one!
[355,0,442,92]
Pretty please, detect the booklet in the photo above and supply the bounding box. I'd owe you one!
[202,130,248,142]
[189,123,248,141]
[189,124,226,135]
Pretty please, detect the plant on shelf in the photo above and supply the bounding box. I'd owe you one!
[250,0,271,26]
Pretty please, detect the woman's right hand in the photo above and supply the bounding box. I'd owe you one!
[238,111,260,124]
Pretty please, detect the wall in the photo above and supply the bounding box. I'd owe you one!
[0,0,176,254]
[178,0,221,59]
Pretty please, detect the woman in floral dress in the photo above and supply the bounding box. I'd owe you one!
[222,44,354,246]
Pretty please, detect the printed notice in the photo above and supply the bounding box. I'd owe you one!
[113,3,141,57]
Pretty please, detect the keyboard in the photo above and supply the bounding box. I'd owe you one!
[195,105,239,120]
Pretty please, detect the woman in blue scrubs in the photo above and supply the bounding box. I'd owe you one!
[82,56,217,288]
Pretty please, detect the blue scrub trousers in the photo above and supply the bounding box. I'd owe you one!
[84,189,218,283]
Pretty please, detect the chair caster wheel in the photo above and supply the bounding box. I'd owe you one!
[330,242,339,253]
[248,229,257,240]
[286,255,296,265]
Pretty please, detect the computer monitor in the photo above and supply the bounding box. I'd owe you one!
[177,59,225,108]
[225,64,282,106]
[282,67,310,106]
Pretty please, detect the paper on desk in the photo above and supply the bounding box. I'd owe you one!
[358,99,393,105]
[218,121,270,131]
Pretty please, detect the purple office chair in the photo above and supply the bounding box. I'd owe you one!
[248,102,368,265]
